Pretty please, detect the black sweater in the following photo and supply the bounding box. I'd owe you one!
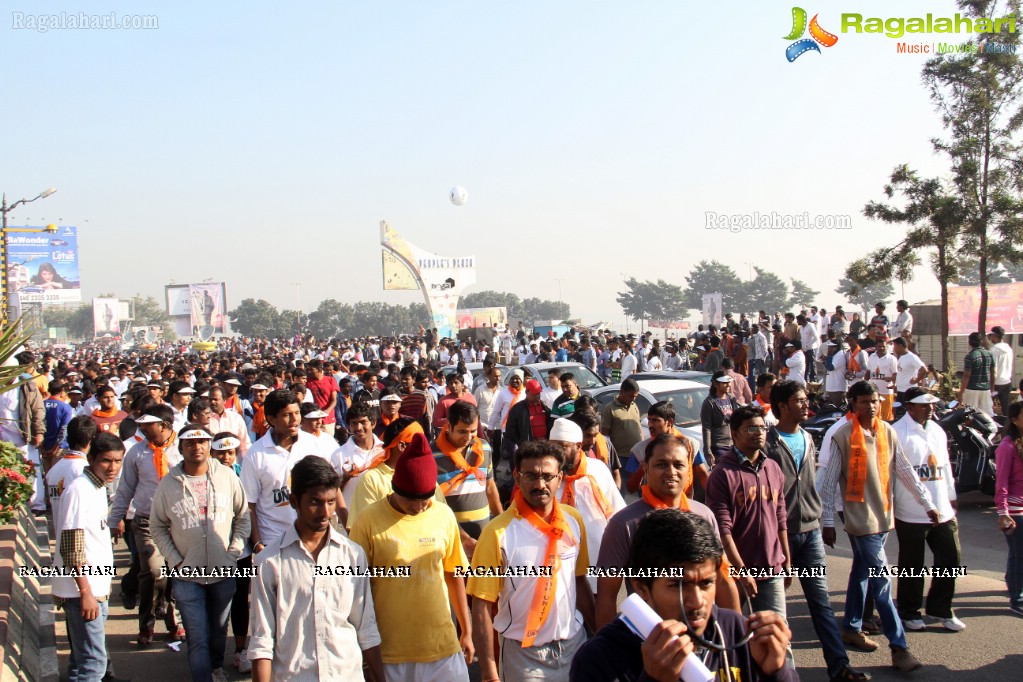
[764,426,822,535]
[569,606,799,682]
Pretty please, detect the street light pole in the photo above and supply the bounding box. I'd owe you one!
[290,282,302,329]
[1,188,58,329]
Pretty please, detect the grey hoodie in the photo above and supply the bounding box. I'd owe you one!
[151,457,250,585]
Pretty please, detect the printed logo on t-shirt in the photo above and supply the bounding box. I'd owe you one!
[273,474,292,506]
[914,453,945,482]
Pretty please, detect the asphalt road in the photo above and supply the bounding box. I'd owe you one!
[52,491,1019,681]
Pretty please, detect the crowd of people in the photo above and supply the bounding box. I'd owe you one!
[0,304,1019,682]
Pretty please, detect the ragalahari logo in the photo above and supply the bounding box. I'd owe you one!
[784,7,838,62]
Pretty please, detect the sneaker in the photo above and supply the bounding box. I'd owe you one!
[211,668,229,682]
[902,618,927,631]
[841,628,879,652]
[891,646,923,672]
[235,649,252,674]
[937,615,966,632]
[829,664,872,682]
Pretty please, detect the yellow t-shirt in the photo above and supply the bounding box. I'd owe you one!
[467,503,589,646]
[349,497,468,664]
[347,461,445,528]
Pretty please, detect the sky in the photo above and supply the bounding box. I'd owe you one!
[2,0,981,330]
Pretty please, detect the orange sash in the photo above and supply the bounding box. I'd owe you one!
[93,407,119,419]
[561,455,612,519]
[755,396,771,413]
[641,484,689,511]
[512,490,576,647]
[591,434,610,466]
[151,433,176,480]
[501,386,523,429]
[225,394,243,415]
[383,421,424,452]
[436,429,487,496]
[379,413,397,429]
[846,415,890,511]
[848,347,862,373]
[252,403,269,439]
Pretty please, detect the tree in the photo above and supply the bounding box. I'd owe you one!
[788,279,820,310]
[835,278,895,319]
[742,268,790,316]
[682,261,744,314]
[459,291,524,319]
[521,298,571,324]
[616,279,688,329]
[229,299,281,337]
[307,299,353,339]
[922,0,1023,332]
[848,165,966,370]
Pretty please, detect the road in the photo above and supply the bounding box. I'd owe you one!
[52,491,1019,681]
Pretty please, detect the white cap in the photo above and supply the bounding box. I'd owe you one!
[549,418,583,443]
[224,378,242,386]
[178,427,213,440]
[175,386,197,395]
[250,383,269,391]
[380,393,403,402]
[134,414,164,424]
[212,436,241,451]
[907,393,941,404]
[303,409,329,419]
[714,375,733,383]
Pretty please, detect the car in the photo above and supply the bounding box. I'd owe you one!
[628,370,713,385]
[440,362,509,387]
[589,378,709,453]
[502,362,607,394]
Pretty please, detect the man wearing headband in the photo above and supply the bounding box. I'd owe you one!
[351,433,473,681]
[573,510,795,682]
[891,388,964,633]
[374,389,403,440]
[347,417,443,528]
[299,403,340,460]
[109,404,183,645]
[151,424,250,682]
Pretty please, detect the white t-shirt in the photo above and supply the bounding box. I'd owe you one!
[895,351,925,392]
[824,350,847,392]
[892,415,956,524]
[620,354,637,380]
[540,387,561,410]
[52,472,115,599]
[646,355,662,371]
[555,459,626,593]
[785,351,806,386]
[992,342,1013,385]
[331,435,383,509]
[46,453,88,536]
[240,430,326,549]
[866,353,898,395]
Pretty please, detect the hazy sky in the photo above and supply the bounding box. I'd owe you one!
[4,0,972,329]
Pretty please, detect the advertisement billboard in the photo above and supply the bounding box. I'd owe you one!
[93,297,120,337]
[947,283,1023,335]
[165,284,191,317]
[5,225,81,303]
[382,251,419,290]
[456,307,508,329]
[189,283,227,334]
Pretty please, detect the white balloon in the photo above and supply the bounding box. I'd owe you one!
[449,186,468,206]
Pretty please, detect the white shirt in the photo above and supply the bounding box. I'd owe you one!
[866,353,898,395]
[892,414,957,524]
[895,351,926,392]
[800,323,819,350]
[488,387,526,432]
[331,435,384,509]
[620,353,637,380]
[824,350,847,392]
[46,452,89,537]
[540,387,561,410]
[306,429,341,460]
[893,311,913,336]
[240,430,326,549]
[473,384,501,426]
[52,471,115,599]
[785,351,806,386]
[0,388,24,445]
[646,355,662,371]
[815,414,852,513]
[555,458,626,593]
[992,341,1013,385]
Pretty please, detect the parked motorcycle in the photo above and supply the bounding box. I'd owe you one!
[804,397,846,450]
[938,401,999,496]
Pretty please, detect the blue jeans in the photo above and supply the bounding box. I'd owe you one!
[1007,514,1023,609]
[790,529,848,677]
[750,576,786,619]
[174,578,236,681]
[846,532,906,648]
[63,598,109,682]
[748,358,765,385]
[803,350,818,382]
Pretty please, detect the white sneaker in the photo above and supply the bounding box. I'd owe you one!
[212,668,229,682]
[902,618,927,631]
[235,649,252,674]
[940,616,966,632]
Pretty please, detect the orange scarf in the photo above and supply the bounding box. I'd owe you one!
[561,455,612,519]
[846,415,890,511]
[501,386,524,429]
[590,434,610,466]
[150,433,176,480]
[383,421,424,452]
[225,394,243,415]
[379,412,397,429]
[755,396,771,413]
[848,347,862,373]
[93,407,119,419]
[252,403,269,439]
[641,484,690,511]
[512,490,576,647]
[436,429,487,496]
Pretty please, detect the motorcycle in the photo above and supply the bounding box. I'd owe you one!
[937,401,999,496]
[803,396,846,450]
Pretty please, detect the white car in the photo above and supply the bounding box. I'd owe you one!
[589,378,709,453]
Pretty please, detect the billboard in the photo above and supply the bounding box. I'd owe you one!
[701,293,723,327]
[165,285,191,317]
[947,283,1023,335]
[382,251,419,290]
[189,283,227,334]
[93,297,120,337]
[456,307,508,329]
[5,225,81,303]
